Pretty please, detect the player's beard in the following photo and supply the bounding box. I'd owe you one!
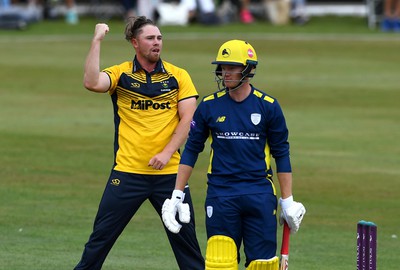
[148,51,160,63]
[138,46,161,64]
[147,48,161,63]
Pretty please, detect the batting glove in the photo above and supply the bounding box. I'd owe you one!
[279,196,306,234]
[162,190,190,234]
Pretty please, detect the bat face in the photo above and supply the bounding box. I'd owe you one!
[280,255,289,270]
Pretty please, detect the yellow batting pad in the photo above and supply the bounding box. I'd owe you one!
[246,256,279,270]
[205,235,238,270]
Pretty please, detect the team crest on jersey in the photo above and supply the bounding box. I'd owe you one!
[251,113,261,125]
[160,81,171,92]
[207,206,213,218]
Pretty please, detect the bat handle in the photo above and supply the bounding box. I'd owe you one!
[280,221,290,270]
[281,221,290,255]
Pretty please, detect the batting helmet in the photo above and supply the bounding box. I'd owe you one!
[212,40,257,80]
[212,39,258,67]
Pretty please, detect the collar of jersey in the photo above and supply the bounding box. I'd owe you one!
[132,56,166,74]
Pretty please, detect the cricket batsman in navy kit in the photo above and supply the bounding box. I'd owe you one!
[162,40,306,270]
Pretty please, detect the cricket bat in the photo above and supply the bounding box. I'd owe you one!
[280,222,290,270]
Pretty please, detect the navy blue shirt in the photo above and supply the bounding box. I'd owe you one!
[181,85,291,198]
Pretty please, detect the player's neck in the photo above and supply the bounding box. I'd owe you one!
[141,62,157,73]
[137,56,157,73]
[229,83,251,102]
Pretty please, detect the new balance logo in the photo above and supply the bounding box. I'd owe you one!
[216,116,226,123]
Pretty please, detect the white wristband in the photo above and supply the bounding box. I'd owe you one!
[280,195,294,210]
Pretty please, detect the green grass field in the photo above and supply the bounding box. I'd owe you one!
[1,16,400,269]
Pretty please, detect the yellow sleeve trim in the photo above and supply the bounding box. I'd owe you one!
[254,90,275,104]
[216,91,226,98]
[264,95,275,104]
[253,89,263,98]
[204,94,215,102]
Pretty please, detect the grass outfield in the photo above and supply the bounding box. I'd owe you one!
[1,16,399,269]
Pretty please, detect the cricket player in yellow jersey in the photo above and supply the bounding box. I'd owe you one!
[74,17,204,270]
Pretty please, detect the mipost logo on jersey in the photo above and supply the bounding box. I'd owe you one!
[131,100,171,110]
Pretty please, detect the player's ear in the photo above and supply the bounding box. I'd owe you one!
[131,38,138,48]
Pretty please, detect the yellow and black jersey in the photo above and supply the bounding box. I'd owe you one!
[103,57,198,175]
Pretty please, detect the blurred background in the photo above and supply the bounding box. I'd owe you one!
[1,0,399,270]
[1,0,398,32]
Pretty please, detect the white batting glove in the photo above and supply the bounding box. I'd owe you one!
[162,190,191,234]
[279,196,306,234]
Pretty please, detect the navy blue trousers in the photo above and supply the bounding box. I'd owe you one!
[74,170,204,270]
[205,193,277,267]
